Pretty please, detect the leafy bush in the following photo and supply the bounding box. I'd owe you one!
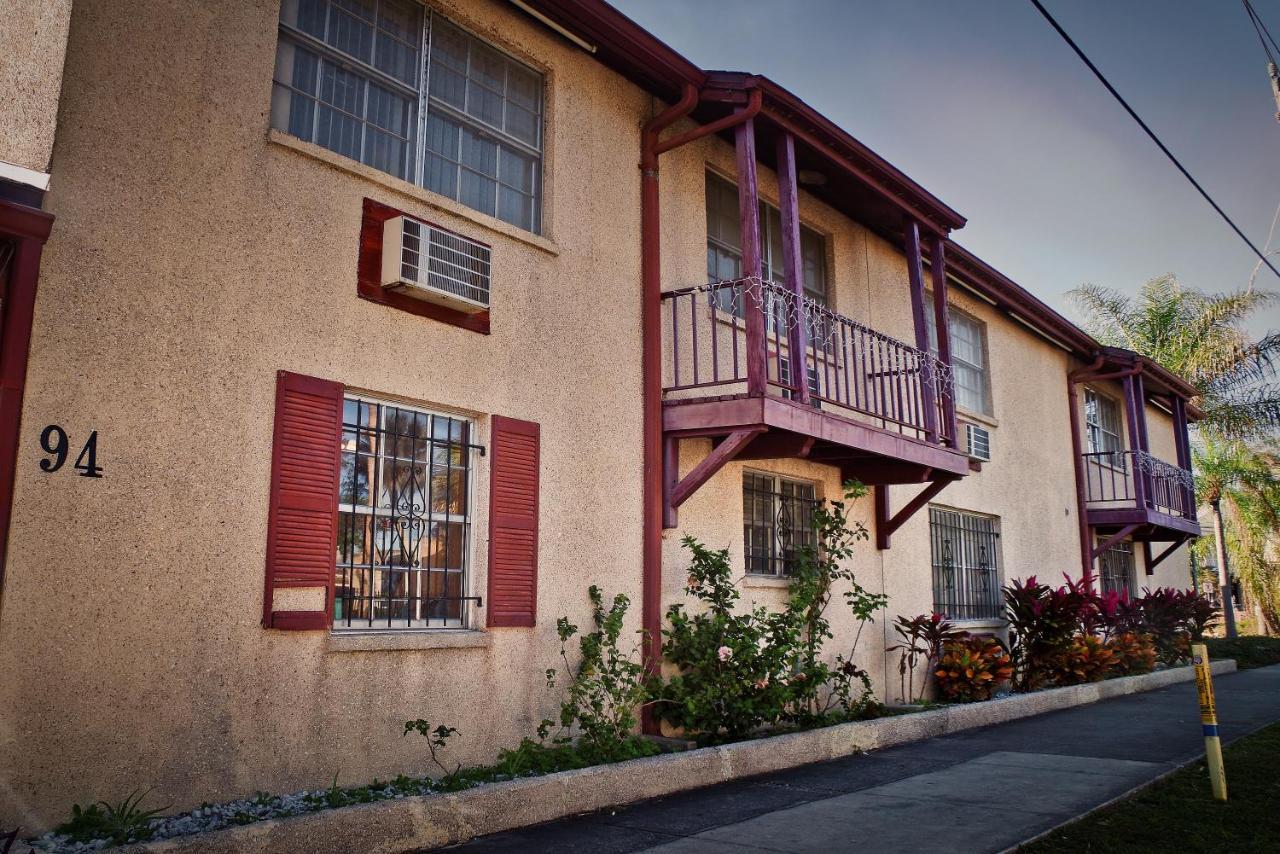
[1108,631,1157,676]
[403,719,462,787]
[54,791,168,845]
[544,585,651,762]
[890,613,967,703]
[1054,634,1117,685]
[934,636,1012,702]
[1003,576,1092,691]
[655,482,887,741]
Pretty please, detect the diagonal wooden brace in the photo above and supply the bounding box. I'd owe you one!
[1091,524,1141,561]
[875,477,956,550]
[1145,536,1190,575]
[669,428,765,511]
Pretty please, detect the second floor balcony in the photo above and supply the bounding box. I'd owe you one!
[660,277,970,487]
[1082,449,1199,537]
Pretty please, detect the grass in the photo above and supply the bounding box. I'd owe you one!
[1022,722,1280,853]
[1205,635,1280,670]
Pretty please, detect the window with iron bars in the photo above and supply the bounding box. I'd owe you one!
[271,0,543,232]
[930,507,1002,620]
[743,473,818,576]
[1097,537,1136,597]
[335,395,477,630]
[1085,388,1126,467]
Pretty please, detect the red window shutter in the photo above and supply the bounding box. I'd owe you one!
[487,415,540,627]
[263,371,344,630]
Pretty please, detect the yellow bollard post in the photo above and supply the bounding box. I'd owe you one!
[1191,643,1228,801]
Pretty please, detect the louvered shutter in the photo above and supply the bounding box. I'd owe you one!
[487,415,540,627]
[263,371,344,630]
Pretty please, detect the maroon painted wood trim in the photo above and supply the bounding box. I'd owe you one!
[874,486,890,550]
[487,414,541,628]
[1091,524,1141,561]
[775,132,811,405]
[903,219,938,443]
[1122,374,1147,511]
[1066,369,1099,591]
[669,427,764,508]
[1146,538,1187,573]
[0,200,54,603]
[875,477,954,550]
[928,235,958,447]
[263,370,344,629]
[735,116,767,398]
[662,433,678,529]
[358,198,490,334]
[735,432,814,460]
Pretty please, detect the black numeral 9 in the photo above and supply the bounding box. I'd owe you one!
[39,425,103,478]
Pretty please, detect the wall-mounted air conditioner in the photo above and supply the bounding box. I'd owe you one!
[381,216,491,313]
[965,423,992,462]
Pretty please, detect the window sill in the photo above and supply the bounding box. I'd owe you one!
[327,629,492,653]
[949,618,1007,632]
[742,574,791,589]
[957,408,998,429]
[267,129,560,258]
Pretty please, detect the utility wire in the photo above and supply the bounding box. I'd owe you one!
[1244,0,1280,65]
[1028,0,1280,282]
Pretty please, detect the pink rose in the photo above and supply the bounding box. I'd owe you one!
[717,646,733,662]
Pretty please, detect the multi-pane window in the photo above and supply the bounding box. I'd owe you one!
[1098,538,1136,596]
[929,507,1002,620]
[743,473,818,576]
[926,306,990,415]
[1085,389,1125,462]
[705,173,827,304]
[272,0,543,232]
[335,396,474,630]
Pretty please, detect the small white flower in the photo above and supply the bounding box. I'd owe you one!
[717,645,733,661]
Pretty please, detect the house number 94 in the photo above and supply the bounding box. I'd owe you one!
[39,425,103,478]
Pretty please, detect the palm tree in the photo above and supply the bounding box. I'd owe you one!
[1193,437,1280,636]
[1070,275,1280,439]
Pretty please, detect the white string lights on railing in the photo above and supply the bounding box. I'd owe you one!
[685,276,955,397]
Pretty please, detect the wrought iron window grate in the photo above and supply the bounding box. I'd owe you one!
[1098,538,1136,597]
[930,507,1002,620]
[335,396,480,630]
[743,473,817,576]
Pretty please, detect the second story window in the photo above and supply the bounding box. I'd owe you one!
[927,306,990,416]
[1085,388,1125,460]
[705,173,826,305]
[273,0,544,233]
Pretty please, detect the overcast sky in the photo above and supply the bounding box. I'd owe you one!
[611,0,1280,336]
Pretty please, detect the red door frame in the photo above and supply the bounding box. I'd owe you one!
[0,197,54,600]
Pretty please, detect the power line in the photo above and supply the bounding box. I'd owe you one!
[1028,0,1280,282]
[1244,0,1280,65]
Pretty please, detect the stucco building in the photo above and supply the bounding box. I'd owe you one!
[0,0,1200,832]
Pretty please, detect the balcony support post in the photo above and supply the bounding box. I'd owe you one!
[776,131,811,404]
[669,428,765,509]
[735,115,767,398]
[1123,374,1148,511]
[1092,523,1140,561]
[1172,396,1196,520]
[1147,536,1190,573]
[929,235,958,447]
[875,477,954,550]
[904,218,939,444]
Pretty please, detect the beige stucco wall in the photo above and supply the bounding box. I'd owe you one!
[0,0,655,832]
[0,0,73,175]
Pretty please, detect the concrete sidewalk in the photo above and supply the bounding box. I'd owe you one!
[444,665,1280,853]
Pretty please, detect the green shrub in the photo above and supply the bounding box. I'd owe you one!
[933,636,1012,702]
[54,790,168,845]
[890,613,967,703]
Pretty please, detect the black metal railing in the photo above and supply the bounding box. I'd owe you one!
[1082,449,1195,520]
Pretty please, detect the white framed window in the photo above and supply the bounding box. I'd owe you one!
[929,507,1002,620]
[926,305,990,416]
[742,472,818,576]
[1085,388,1125,460]
[272,0,544,232]
[334,394,475,630]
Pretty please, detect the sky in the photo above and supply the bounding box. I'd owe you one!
[610,0,1280,337]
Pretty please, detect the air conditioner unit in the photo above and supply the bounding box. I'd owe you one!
[381,216,491,313]
[965,423,992,462]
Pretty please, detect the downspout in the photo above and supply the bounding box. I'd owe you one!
[1068,360,1144,592]
[640,84,761,732]
[1066,356,1105,592]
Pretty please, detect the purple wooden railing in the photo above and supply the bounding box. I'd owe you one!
[1082,450,1196,520]
[661,278,953,444]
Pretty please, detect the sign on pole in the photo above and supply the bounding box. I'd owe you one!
[1192,643,1228,801]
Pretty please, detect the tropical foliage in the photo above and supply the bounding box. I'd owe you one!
[1193,437,1280,633]
[1070,275,1280,438]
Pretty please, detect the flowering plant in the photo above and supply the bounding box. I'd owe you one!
[933,636,1012,702]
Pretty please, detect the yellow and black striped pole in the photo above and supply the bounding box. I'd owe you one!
[1192,644,1228,801]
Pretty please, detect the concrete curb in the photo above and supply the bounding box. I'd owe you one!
[80,660,1232,854]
